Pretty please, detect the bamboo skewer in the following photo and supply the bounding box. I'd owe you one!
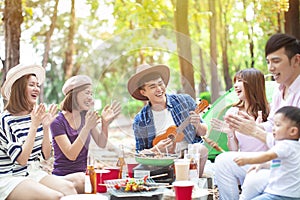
[148,173,168,179]
[148,185,173,189]
[98,183,173,189]
[201,136,225,153]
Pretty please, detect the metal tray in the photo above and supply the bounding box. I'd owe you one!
[104,178,165,197]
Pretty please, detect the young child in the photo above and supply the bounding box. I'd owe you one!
[234,106,300,200]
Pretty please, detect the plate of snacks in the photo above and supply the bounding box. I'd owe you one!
[104,176,170,197]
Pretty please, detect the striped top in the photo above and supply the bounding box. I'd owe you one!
[0,111,43,176]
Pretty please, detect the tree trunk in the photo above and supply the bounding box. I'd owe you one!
[199,48,207,93]
[219,0,232,91]
[242,0,255,68]
[209,0,219,102]
[40,0,59,102]
[3,0,22,86]
[284,0,300,39]
[64,0,76,80]
[42,0,59,68]
[174,0,196,99]
[193,0,208,94]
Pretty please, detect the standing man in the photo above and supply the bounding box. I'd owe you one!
[127,63,208,177]
[216,33,300,200]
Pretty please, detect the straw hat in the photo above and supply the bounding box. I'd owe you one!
[1,63,45,100]
[62,75,92,95]
[127,63,170,100]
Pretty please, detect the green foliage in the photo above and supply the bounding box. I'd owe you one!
[122,100,144,118]
[4,0,294,107]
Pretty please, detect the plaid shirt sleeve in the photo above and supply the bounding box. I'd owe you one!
[168,94,204,144]
[133,105,156,152]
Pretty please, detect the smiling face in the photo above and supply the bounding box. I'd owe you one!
[267,47,300,87]
[273,113,298,141]
[26,75,41,105]
[233,78,245,101]
[139,77,166,106]
[76,85,94,111]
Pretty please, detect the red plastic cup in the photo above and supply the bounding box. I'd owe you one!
[173,181,194,200]
[97,167,120,193]
[96,169,111,193]
[127,163,138,178]
[104,167,120,179]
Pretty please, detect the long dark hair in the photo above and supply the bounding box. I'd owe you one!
[233,68,270,121]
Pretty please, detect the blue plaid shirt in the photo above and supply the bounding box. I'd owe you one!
[133,93,204,152]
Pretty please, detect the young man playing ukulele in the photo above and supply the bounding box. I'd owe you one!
[127,63,208,177]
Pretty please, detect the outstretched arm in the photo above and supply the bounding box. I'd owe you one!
[234,150,277,166]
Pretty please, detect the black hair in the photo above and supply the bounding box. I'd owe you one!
[275,106,300,131]
[265,33,300,59]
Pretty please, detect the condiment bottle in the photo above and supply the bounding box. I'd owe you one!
[185,145,199,183]
[116,144,127,179]
[85,155,97,194]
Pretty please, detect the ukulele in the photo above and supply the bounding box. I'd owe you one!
[152,99,209,146]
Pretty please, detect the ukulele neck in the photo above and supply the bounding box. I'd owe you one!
[176,116,191,134]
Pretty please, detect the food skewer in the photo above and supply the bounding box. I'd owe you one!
[201,135,225,153]
[99,174,170,192]
[99,183,172,188]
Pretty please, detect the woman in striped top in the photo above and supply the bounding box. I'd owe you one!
[0,64,77,200]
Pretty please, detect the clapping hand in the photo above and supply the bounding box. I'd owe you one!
[211,118,232,135]
[42,104,58,128]
[85,110,101,130]
[101,100,121,125]
[31,103,47,128]
[224,111,257,136]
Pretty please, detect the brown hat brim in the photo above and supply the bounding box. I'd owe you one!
[127,64,170,100]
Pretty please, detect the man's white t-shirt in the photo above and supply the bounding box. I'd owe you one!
[152,109,189,151]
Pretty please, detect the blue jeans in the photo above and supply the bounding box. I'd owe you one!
[252,193,300,200]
